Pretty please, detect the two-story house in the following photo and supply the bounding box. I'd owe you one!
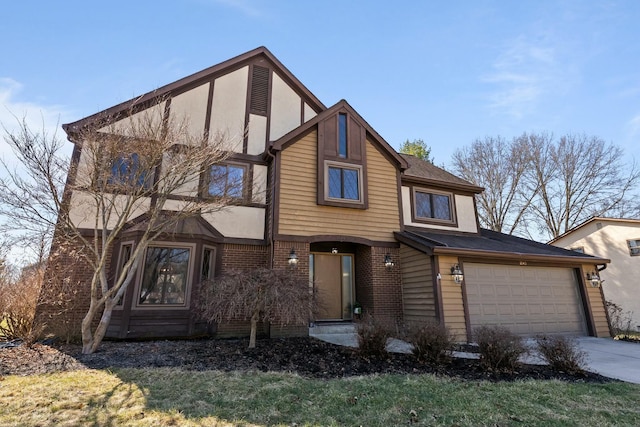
[48,47,611,342]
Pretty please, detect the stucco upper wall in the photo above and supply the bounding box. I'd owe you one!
[401,186,478,233]
[277,130,400,242]
[269,73,302,141]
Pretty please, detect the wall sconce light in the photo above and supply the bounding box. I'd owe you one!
[384,254,395,269]
[451,264,464,284]
[288,248,299,267]
[586,271,601,287]
[331,248,338,254]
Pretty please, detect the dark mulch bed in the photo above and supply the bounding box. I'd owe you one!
[0,337,613,383]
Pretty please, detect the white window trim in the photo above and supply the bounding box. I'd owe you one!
[324,160,364,204]
[133,241,197,310]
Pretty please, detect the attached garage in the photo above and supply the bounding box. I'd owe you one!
[464,263,587,336]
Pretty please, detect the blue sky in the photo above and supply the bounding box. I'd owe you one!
[1,0,639,167]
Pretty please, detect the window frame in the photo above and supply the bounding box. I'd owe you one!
[112,241,135,309]
[200,245,217,282]
[134,242,196,310]
[207,162,248,200]
[411,187,457,227]
[628,239,640,256]
[322,160,364,207]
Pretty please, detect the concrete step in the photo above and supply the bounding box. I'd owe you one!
[309,322,356,335]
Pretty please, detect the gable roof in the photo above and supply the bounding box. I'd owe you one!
[549,216,640,244]
[396,227,610,264]
[269,99,409,170]
[63,46,326,135]
[401,154,484,193]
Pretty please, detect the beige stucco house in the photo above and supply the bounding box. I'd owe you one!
[42,47,611,342]
[551,217,640,331]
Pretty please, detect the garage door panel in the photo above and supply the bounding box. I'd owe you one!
[465,264,586,336]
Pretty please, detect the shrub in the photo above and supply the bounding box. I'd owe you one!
[406,321,455,365]
[535,335,587,374]
[0,266,45,345]
[606,300,634,338]
[474,325,526,372]
[356,314,391,359]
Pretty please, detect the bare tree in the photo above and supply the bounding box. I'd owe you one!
[196,268,318,348]
[452,135,533,234]
[526,133,639,240]
[0,99,240,353]
[452,132,639,241]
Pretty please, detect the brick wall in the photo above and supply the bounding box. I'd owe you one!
[220,243,269,273]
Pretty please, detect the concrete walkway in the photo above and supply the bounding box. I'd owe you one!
[310,325,640,384]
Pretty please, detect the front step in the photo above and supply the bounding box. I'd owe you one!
[309,322,356,335]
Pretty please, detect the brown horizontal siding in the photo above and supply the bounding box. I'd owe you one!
[438,255,467,340]
[582,263,611,337]
[400,245,436,325]
[278,130,400,241]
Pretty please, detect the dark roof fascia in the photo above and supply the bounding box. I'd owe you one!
[401,175,484,194]
[269,99,409,170]
[63,46,326,136]
[395,229,610,265]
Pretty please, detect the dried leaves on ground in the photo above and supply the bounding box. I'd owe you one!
[0,337,612,382]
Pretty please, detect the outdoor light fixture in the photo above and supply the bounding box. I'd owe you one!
[586,271,601,287]
[451,264,464,284]
[384,254,395,269]
[288,248,299,267]
[331,248,339,254]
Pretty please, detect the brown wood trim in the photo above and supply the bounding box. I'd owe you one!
[401,175,482,195]
[272,152,282,238]
[409,186,458,228]
[600,283,613,337]
[576,265,596,336]
[243,65,253,154]
[457,259,473,342]
[393,231,435,255]
[317,160,368,210]
[433,247,610,264]
[396,169,405,232]
[431,255,444,324]
[63,47,326,134]
[472,193,482,233]
[228,152,269,165]
[275,233,399,248]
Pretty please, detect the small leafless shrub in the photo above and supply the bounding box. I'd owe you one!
[406,320,455,365]
[474,325,526,372]
[356,314,391,359]
[606,300,634,337]
[196,268,318,348]
[0,267,45,345]
[535,335,587,374]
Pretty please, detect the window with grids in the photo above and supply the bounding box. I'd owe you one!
[628,239,640,256]
[327,164,361,202]
[414,190,453,222]
[208,164,245,199]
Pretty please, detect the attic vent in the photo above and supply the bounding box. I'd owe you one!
[596,222,603,230]
[250,65,269,114]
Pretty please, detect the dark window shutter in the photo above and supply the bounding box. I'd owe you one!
[250,66,269,114]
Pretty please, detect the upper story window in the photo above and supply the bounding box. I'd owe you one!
[325,161,363,204]
[109,153,152,189]
[412,188,456,226]
[628,239,640,256]
[338,113,347,157]
[208,163,246,199]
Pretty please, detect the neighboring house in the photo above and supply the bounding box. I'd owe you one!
[45,47,611,341]
[551,217,640,331]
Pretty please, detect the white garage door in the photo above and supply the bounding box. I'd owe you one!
[465,264,587,336]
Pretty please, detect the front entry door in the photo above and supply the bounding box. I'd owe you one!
[312,253,354,321]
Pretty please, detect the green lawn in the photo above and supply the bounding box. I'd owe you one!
[1,368,640,426]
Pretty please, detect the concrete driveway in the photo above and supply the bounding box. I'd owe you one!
[576,337,640,384]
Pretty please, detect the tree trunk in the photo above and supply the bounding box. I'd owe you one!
[249,311,259,348]
[81,302,99,354]
[88,299,116,354]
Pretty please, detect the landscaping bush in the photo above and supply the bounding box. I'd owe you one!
[406,321,454,365]
[356,314,391,358]
[474,325,526,372]
[606,300,635,338]
[0,267,45,345]
[535,335,587,374]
